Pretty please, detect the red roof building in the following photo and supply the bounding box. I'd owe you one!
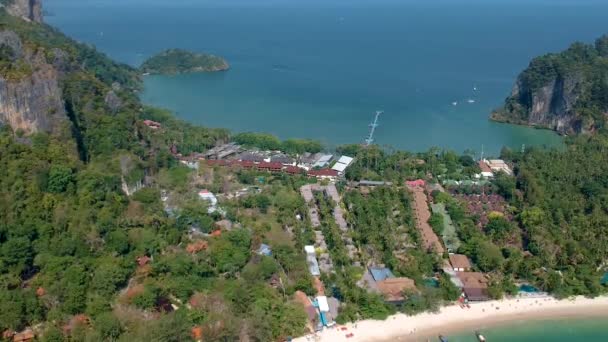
[203,159,228,167]
[478,160,493,173]
[308,169,338,179]
[406,179,426,188]
[143,120,162,129]
[258,162,283,172]
[284,165,303,174]
[240,160,256,169]
[137,256,152,267]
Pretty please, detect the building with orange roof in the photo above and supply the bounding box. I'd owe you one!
[293,291,318,332]
[449,254,472,272]
[3,330,15,340]
[186,240,209,254]
[408,185,444,254]
[458,272,490,301]
[191,326,203,342]
[376,277,417,303]
[12,329,34,342]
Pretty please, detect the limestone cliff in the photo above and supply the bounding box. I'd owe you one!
[2,0,43,23]
[491,72,585,133]
[0,30,66,134]
[491,36,608,134]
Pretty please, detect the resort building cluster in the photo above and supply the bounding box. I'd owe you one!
[161,134,536,335]
[177,142,354,181]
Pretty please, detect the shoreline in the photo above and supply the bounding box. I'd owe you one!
[294,296,608,342]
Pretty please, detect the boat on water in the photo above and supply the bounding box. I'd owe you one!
[467,99,476,104]
[475,331,487,341]
[438,335,448,342]
[452,101,458,106]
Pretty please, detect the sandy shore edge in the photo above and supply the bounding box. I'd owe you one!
[294,296,608,342]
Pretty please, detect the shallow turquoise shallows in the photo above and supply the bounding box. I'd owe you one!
[46,0,608,154]
[443,318,608,342]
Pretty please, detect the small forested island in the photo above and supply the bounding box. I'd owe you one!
[140,48,229,75]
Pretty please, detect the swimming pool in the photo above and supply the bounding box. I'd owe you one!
[519,284,539,293]
[424,278,439,288]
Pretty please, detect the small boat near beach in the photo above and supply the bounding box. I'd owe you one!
[438,335,448,342]
[475,331,487,341]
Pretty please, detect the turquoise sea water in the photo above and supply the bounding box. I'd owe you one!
[442,318,608,342]
[44,0,608,153]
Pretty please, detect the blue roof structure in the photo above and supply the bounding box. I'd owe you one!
[258,244,272,256]
[601,272,608,285]
[369,267,395,282]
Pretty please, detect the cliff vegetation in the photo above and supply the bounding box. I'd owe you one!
[140,49,229,75]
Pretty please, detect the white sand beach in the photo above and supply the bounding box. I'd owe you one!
[294,296,608,342]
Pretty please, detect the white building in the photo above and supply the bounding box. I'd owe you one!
[304,245,316,255]
[316,296,329,312]
[486,159,513,175]
[305,245,321,276]
[331,155,354,175]
[481,171,494,178]
[313,154,333,168]
[180,160,199,170]
[198,190,218,213]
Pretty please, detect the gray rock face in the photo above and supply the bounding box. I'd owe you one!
[5,0,44,23]
[105,90,122,114]
[511,74,582,133]
[493,72,590,134]
[0,30,66,134]
[0,30,24,59]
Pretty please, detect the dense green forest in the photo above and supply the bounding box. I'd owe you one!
[232,132,323,155]
[0,10,309,341]
[140,49,229,75]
